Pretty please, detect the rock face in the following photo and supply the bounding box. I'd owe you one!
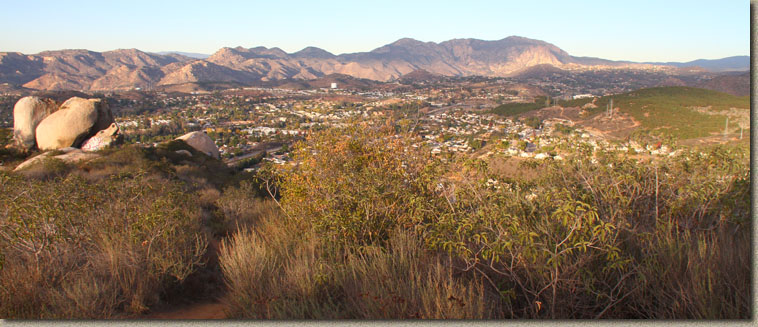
[176,131,220,159]
[175,149,192,157]
[35,97,114,151]
[12,96,59,150]
[13,147,99,171]
[81,123,122,152]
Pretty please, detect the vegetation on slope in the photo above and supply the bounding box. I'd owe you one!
[0,116,750,319]
[601,87,748,140]
[490,96,550,117]
[496,87,748,141]
[220,125,750,319]
[0,140,255,318]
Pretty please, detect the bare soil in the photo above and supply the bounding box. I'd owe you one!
[145,302,227,319]
[141,237,229,319]
[523,106,642,140]
[677,133,750,147]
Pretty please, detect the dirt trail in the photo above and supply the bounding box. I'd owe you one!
[678,133,749,146]
[523,105,642,140]
[143,238,230,319]
[146,302,227,319]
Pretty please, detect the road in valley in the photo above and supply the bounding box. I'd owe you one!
[224,143,283,167]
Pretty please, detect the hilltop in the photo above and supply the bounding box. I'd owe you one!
[694,71,749,96]
[604,86,749,140]
[496,86,749,142]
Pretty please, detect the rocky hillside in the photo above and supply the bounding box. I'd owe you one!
[0,36,680,91]
[0,49,194,91]
[647,56,750,72]
[695,71,750,97]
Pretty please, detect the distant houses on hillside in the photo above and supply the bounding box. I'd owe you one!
[572,94,594,99]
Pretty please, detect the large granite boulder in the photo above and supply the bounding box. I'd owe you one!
[12,96,59,150]
[176,131,220,159]
[13,147,99,172]
[35,97,114,151]
[81,123,123,152]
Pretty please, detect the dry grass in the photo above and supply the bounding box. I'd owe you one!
[220,217,494,319]
[0,145,215,319]
[214,181,278,235]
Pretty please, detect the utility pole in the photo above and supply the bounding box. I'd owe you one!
[605,103,611,118]
[609,98,613,119]
[723,117,729,140]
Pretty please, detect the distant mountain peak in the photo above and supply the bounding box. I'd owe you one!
[0,36,747,91]
[293,46,335,59]
[392,37,424,45]
[399,69,443,83]
[645,56,749,72]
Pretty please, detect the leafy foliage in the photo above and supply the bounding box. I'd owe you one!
[276,125,446,246]
[227,124,751,319]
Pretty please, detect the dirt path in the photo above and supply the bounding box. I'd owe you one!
[677,133,750,147]
[146,302,227,319]
[142,238,230,319]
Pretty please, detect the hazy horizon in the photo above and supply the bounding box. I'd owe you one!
[0,0,748,62]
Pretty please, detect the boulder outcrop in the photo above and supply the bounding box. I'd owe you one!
[81,123,123,152]
[175,149,193,157]
[35,97,114,151]
[12,96,59,150]
[13,147,100,171]
[175,131,220,159]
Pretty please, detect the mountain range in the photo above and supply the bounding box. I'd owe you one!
[156,51,211,59]
[0,36,748,91]
[646,56,749,72]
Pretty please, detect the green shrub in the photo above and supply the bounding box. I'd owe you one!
[423,145,749,318]
[276,126,447,246]
[223,124,750,318]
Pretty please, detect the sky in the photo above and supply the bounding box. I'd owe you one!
[0,0,748,62]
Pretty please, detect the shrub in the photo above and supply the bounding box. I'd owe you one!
[0,163,208,318]
[424,160,627,318]
[220,126,501,318]
[423,145,750,318]
[276,126,447,246]
[221,124,750,319]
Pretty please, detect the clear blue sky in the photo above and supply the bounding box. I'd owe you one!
[0,0,748,62]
